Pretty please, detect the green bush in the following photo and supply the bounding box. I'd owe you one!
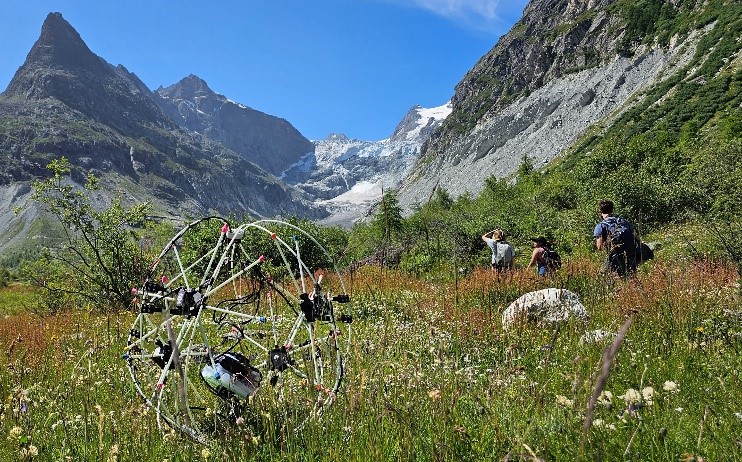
[0,267,9,288]
[27,158,151,311]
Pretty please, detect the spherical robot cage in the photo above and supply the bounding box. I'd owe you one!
[124,217,353,443]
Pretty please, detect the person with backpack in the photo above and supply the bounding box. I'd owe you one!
[593,199,638,277]
[527,236,560,276]
[482,228,515,272]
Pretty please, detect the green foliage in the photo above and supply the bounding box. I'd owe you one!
[536,177,579,212]
[26,157,152,311]
[343,221,378,265]
[516,154,534,180]
[19,251,77,314]
[373,191,404,245]
[0,267,10,288]
[432,187,454,210]
[344,87,740,277]
[360,191,406,267]
[615,0,680,52]
[685,138,742,219]
[256,217,349,276]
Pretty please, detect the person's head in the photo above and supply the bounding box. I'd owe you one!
[532,236,547,247]
[598,199,614,215]
[492,229,504,240]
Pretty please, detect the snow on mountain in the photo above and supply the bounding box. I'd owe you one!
[394,103,453,142]
[280,102,451,227]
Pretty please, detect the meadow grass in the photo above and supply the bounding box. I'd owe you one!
[0,258,740,461]
[0,284,39,316]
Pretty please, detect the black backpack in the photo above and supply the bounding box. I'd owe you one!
[602,216,638,254]
[542,246,562,270]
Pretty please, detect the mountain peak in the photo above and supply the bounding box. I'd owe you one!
[29,12,101,71]
[177,74,215,94]
[2,11,175,134]
[3,11,110,98]
[154,74,313,177]
[390,102,451,143]
[158,74,217,101]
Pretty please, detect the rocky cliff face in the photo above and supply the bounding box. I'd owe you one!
[428,0,620,148]
[396,0,708,210]
[156,75,314,177]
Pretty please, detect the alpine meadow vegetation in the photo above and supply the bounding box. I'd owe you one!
[1,105,740,460]
[1,2,741,460]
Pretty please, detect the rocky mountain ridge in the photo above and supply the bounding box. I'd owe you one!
[155,75,314,177]
[397,0,737,210]
[0,12,325,256]
[0,12,448,256]
[0,13,315,213]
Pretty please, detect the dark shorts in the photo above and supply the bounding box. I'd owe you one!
[606,251,637,277]
[492,263,508,272]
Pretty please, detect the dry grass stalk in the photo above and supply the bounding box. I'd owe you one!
[581,316,633,453]
[697,405,711,452]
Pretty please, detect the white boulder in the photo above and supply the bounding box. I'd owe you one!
[502,288,589,330]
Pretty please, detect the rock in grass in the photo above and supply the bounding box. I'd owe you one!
[502,288,589,330]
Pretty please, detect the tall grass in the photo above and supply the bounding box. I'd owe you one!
[1,258,740,461]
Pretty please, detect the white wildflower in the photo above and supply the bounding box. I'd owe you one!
[662,381,679,393]
[8,426,23,441]
[642,387,655,406]
[620,388,641,405]
[556,395,573,407]
[106,444,119,462]
[597,390,613,407]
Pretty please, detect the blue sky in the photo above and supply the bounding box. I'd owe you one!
[0,0,529,141]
